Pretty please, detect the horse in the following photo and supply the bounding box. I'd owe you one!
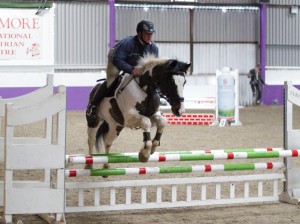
[87,56,191,168]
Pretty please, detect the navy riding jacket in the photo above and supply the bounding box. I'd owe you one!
[249,68,265,85]
[112,35,159,74]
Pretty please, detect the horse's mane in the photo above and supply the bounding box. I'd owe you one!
[136,55,168,74]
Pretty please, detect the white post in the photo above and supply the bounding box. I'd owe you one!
[231,70,242,126]
[279,81,300,205]
[2,87,66,223]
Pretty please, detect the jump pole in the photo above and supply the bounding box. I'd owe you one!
[67,149,298,165]
[66,147,283,161]
[65,162,284,177]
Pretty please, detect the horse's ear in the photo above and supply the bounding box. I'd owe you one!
[184,63,191,72]
[166,59,178,70]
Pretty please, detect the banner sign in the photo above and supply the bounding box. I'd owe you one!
[0,7,54,65]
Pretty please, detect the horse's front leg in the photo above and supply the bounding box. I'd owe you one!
[150,112,168,154]
[139,116,152,163]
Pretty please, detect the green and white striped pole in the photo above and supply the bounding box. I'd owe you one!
[65,161,284,177]
[67,149,298,165]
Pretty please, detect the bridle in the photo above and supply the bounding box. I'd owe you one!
[158,71,186,104]
[116,68,186,106]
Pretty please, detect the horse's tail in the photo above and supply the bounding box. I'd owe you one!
[95,121,109,153]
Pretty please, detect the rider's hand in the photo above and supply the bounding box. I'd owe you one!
[132,68,141,76]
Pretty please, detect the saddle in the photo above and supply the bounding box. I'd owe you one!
[101,74,127,125]
[105,74,125,98]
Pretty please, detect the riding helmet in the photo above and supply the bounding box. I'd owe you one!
[136,20,155,33]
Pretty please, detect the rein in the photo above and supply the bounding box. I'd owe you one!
[117,74,156,97]
[117,76,134,95]
[115,70,185,105]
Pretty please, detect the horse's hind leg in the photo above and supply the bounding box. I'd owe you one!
[87,126,98,155]
[86,116,103,168]
[139,117,153,163]
[86,122,101,169]
[101,124,123,169]
[151,113,168,154]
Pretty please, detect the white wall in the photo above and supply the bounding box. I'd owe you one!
[266,67,300,85]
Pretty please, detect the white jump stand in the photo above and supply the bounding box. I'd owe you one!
[212,67,242,127]
[279,81,300,205]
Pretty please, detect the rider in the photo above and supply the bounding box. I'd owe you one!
[86,20,159,127]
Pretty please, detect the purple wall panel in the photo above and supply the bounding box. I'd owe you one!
[0,87,93,111]
[263,85,300,105]
[263,85,284,105]
[0,87,38,99]
[1,85,300,110]
[65,87,92,110]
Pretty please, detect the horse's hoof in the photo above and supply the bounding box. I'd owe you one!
[150,147,157,154]
[103,164,110,169]
[151,141,159,154]
[138,152,149,163]
[84,164,93,170]
[101,164,110,178]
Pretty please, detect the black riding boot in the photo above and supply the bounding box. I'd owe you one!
[86,82,107,128]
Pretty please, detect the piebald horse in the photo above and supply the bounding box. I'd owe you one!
[87,56,191,168]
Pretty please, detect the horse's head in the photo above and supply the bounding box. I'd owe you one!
[136,56,190,117]
[158,59,191,117]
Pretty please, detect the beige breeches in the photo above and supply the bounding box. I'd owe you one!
[106,57,120,87]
